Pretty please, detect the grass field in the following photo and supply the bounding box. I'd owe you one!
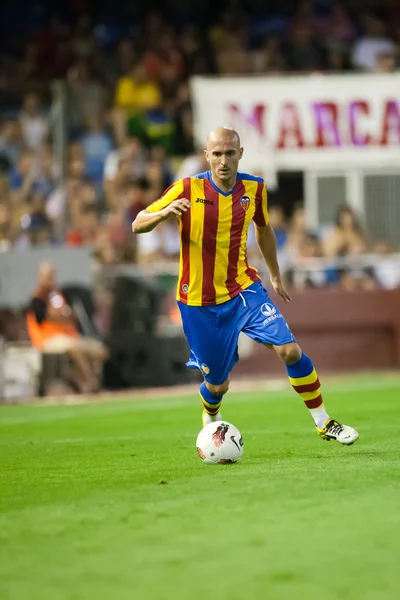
[1,373,400,600]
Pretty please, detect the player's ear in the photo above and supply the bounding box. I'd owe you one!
[204,149,209,162]
[239,147,244,159]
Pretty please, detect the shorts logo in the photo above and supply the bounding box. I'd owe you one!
[201,364,210,375]
[182,284,189,293]
[261,302,283,326]
[240,195,251,211]
[261,303,276,317]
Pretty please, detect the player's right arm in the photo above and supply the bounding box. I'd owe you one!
[132,179,191,234]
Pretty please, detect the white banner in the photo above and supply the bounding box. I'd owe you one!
[190,74,400,173]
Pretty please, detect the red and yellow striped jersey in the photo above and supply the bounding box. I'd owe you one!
[146,170,269,306]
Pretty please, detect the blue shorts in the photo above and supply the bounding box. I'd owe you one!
[178,281,295,385]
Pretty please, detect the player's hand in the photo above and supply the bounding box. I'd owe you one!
[270,276,292,303]
[161,198,191,218]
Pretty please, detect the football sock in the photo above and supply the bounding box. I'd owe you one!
[199,382,222,416]
[285,353,329,429]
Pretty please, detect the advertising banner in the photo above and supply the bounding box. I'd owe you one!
[191,74,400,172]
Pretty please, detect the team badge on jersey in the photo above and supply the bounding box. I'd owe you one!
[240,195,251,211]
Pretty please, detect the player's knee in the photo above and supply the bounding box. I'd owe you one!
[206,379,230,396]
[275,342,302,365]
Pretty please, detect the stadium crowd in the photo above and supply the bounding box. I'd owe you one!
[0,0,399,291]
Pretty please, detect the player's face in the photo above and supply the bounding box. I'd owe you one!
[205,139,243,181]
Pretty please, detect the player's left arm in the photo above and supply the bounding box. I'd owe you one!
[253,183,291,303]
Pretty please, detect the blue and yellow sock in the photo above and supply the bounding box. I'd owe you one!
[199,382,222,416]
[286,353,329,428]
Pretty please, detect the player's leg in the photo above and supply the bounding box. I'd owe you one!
[178,301,241,426]
[272,342,358,444]
[240,282,359,444]
[200,378,230,427]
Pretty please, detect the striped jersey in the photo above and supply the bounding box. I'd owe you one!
[146,170,269,306]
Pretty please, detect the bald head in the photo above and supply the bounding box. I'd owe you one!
[206,127,241,149]
[204,126,243,187]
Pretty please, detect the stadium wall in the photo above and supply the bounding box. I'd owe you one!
[234,288,400,377]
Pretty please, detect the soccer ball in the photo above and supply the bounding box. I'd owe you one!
[196,421,243,464]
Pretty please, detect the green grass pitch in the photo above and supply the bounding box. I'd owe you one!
[1,374,400,600]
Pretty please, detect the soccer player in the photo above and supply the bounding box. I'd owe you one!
[132,127,358,445]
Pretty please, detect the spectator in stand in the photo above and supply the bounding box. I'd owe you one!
[113,60,162,145]
[104,136,145,185]
[180,25,216,77]
[66,203,99,247]
[252,38,287,73]
[8,149,35,198]
[323,1,356,71]
[70,15,95,60]
[67,60,108,135]
[0,177,12,249]
[174,146,208,180]
[269,205,288,250]
[0,118,23,166]
[375,51,397,72]
[18,92,49,151]
[323,205,366,257]
[287,232,339,289]
[282,204,308,262]
[34,144,57,197]
[352,15,396,71]
[286,23,326,72]
[26,262,108,393]
[16,190,53,248]
[125,178,150,223]
[372,240,400,289]
[106,39,136,85]
[171,83,195,156]
[81,113,113,184]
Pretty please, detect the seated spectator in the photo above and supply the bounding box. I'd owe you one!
[287,232,338,289]
[16,190,54,248]
[66,203,99,246]
[323,205,366,257]
[286,23,326,72]
[18,92,49,151]
[324,2,356,51]
[180,25,216,77]
[0,118,23,165]
[81,113,113,183]
[8,149,35,195]
[376,51,396,73]
[174,147,208,180]
[33,144,57,197]
[351,16,396,71]
[146,107,175,156]
[269,205,288,249]
[282,204,308,262]
[26,263,108,393]
[146,160,171,203]
[216,37,251,75]
[104,137,146,206]
[0,177,12,249]
[125,178,150,223]
[171,83,195,156]
[372,240,400,289]
[252,37,287,73]
[106,39,136,84]
[338,268,377,292]
[67,60,108,135]
[113,61,162,144]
